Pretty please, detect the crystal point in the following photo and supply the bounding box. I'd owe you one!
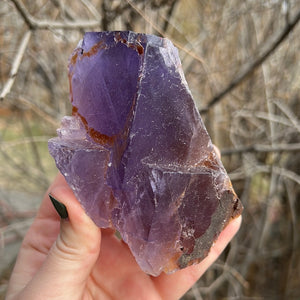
[48,31,243,276]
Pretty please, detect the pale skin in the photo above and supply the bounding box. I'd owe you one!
[6,149,241,299]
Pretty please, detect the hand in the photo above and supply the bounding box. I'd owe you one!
[6,175,241,300]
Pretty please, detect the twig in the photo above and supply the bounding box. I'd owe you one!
[50,0,77,21]
[10,94,60,127]
[28,18,100,30]
[199,8,300,113]
[273,99,300,133]
[198,263,248,296]
[10,0,34,29]
[233,109,295,128]
[254,111,294,128]
[79,0,101,20]
[258,168,277,250]
[162,0,177,32]
[125,0,204,63]
[214,263,249,290]
[10,0,100,30]
[0,147,50,189]
[191,285,203,300]
[273,166,300,185]
[229,163,300,185]
[0,30,31,100]
[199,273,228,295]
[221,143,300,155]
[101,0,109,31]
[0,136,52,150]
[1,219,34,248]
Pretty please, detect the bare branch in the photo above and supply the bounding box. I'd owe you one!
[273,99,300,133]
[0,30,31,100]
[0,219,34,247]
[10,0,34,29]
[273,166,300,185]
[2,0,102,100]
[10,0,100,30]
[200,8,300,113]
[79,0,102,20]
[221,143,300,156]
[125,0,205,64]
[214,263,249,290]
[162,0,177,32]
[229,163,300,186]
[0,136,52,150]
[11,95,60,127]
[234,109,295,128]
[30,18,101,30]
[101,0,109,31]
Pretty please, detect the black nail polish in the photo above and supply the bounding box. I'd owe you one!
[49,194,68,219]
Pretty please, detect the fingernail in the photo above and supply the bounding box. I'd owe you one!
[49,194,68,219]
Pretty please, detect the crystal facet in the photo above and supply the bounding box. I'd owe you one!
[48,31,243,276]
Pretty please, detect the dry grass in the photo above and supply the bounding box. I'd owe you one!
[1,0,300,299]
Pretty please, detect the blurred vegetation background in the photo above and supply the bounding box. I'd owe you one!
[1,0,300,299]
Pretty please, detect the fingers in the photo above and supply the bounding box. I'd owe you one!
[8,175,101,299]
[152,216,242,299]
[47,182,101,268]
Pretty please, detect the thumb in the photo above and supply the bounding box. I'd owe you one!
[24,185,101,299]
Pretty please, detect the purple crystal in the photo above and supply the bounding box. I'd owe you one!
[48,31,242,276]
